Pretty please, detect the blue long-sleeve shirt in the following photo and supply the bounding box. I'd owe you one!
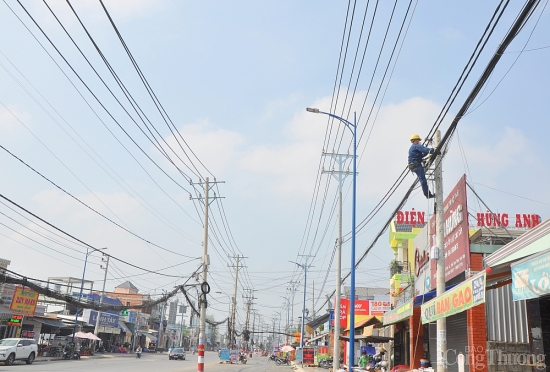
[408,144,433,165]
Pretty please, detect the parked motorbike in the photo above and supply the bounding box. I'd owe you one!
[62,346,71,360]
[239,353,247,364]
[319,358,332,369]
[375,360,388,372]
[71,351,80,360]
[275,356,290,366]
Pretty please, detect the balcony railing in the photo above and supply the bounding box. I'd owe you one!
[389,261,410,278]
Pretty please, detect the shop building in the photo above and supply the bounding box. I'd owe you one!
[384,175,538,372]
[485,218,550,372]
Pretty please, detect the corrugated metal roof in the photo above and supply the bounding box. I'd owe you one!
[394,223,426,232]
[343,287,389,298]
[116,281,138,290]
[485,218,550,267]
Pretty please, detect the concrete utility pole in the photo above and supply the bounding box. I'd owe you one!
[287,281,299,330]
[322,151,352,372]
[251,310,257,348]
[156,292,167,352]
[228,255,246,347]
[434,130,447,372]
[180,304,186,347]
[190,177,224,372]
[93,253,110,341]
[291,255,313,349]
[280,296,290,344]
[243,288,255,349]
[311,281,315,320]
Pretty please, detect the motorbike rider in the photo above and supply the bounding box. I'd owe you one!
[373,347,387,371]
[135,345,142,358]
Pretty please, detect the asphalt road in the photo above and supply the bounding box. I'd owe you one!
[0,351,300,372]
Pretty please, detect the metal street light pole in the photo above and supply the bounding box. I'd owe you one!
[307,108,357,368]
[72,247,107,344]
[216,291,232,347]
[290,260,310,349]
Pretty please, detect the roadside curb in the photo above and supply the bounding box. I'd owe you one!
[35,354,122,362]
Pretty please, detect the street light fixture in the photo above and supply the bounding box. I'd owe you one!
[73,247,108,344]
[306,107,357,369]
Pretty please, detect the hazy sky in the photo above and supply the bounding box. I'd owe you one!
[1,0,549,331]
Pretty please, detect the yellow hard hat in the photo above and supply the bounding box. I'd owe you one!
[410,134,421,141]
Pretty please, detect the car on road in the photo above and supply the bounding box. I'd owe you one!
[0,338,38,365]
[168,347,186,360]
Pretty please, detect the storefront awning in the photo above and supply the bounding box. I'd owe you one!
[0,305,12,320]
[413,284,457,307]
[339,335,394,343]
[306,332,329,345]
[344,315,381,331]
[306,313,330,329]
[29,317,67,328]
[485,217,550,267]
[118,320,131,334]
[137,331,157,342]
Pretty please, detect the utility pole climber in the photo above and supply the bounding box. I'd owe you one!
[190,177,224,372]
[434,130,446,372]
[93,253,110,345]
[228,255,246,347]
[322,151,352,371]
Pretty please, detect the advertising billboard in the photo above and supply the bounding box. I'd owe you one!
[421,271,486,324]
[336,297,391,327]
[427,175,470,289]
[9,287,39,316]
[511,248,550,301]
[413,226,431,296]
[83,309,120,327]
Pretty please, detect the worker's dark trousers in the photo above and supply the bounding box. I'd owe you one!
[411,165,429,198]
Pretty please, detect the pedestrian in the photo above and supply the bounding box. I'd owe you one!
[408,134,435,199]
[359,351,368,369]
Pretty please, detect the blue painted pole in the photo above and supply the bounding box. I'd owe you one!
[73,247,89,344]
[306,108,357,368]
[300,264,307,349]
[349,111,357,369]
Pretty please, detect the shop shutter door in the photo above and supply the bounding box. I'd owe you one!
[428,312,468,372]
[446,312,468,372]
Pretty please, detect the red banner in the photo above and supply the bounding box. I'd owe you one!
[429,175,470,289]
[337,299,371,327]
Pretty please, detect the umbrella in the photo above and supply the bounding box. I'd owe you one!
[85,332,101,341]
[281,345,294,352]
[67,331,89,339]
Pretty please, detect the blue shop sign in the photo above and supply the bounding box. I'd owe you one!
[511,248,550,301]
[128,311,137,323]
[89,310,119,327]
